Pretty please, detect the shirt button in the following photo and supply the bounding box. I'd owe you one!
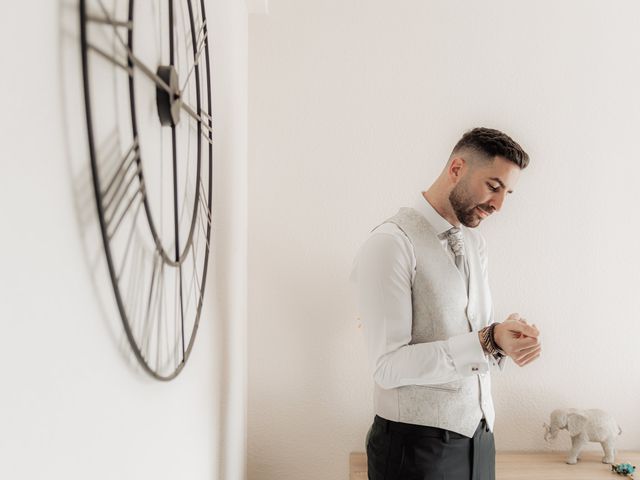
[472,366,479,372]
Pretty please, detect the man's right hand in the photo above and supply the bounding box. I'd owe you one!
[493,313,542,367]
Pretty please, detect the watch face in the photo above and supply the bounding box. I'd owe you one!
[80,0,213,380]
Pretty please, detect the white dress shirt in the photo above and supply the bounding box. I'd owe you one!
[350,193,501,391]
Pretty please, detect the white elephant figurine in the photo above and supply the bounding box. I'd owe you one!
[543,408,622,465]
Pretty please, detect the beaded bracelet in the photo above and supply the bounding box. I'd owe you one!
[479,323,506,359]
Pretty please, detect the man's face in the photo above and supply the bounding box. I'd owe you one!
[448,155,521,228]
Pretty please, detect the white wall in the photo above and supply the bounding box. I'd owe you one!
[0,1,247,479]
[249,1,640,479]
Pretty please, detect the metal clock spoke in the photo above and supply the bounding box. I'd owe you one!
[140,257,162,364]
[122,241,147,344]
[106,186,144,240]
[177,263,185,362]
[101,158,141,226]
[144,258,160,341]
[181,102,213,145]
[198,178,213,228]
[150,272,164,365]
[115,198,145,280]
[188,116,213,147]
[197,178,212,251]
[86,13,132,29]
[101,139,139,197]
[179,19,207,94]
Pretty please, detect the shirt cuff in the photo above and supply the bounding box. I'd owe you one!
[490,353,508,371]
[447,331,489,376]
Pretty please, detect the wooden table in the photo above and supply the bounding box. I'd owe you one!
[350,451,640,479]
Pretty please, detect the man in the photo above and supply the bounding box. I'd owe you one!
[350,127,542,480]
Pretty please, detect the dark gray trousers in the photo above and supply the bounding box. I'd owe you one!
[366,415,495,480]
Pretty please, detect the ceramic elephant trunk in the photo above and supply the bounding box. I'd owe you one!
[544,408,622,465]
[543,422,559,442]
[544,409,568,442]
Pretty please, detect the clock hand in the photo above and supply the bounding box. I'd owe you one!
[94,0,213,129]
[180,101,212,135]
[95,1,176,97]
[129,50,175,96]
[84,40,172,97]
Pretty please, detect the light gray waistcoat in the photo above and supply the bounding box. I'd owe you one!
[373,207,496,437]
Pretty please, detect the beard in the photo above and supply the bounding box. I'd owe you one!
[449,181,489,228]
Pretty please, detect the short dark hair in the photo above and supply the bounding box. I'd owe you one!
[451,127,529,169]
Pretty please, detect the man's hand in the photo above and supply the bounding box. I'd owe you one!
[494,313,542,367]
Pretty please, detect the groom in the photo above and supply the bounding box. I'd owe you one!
[351,127,542,479]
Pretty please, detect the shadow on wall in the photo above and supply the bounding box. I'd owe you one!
[59,0,141,377]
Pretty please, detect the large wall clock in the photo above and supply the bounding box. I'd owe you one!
[79,0,213,380]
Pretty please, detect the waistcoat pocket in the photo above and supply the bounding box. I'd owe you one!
[422,382,461,392]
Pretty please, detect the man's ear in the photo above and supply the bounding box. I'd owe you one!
[448,156,466,183]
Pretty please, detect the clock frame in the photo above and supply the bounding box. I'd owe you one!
[79,0,214,380]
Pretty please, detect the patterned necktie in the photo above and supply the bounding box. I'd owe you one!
[445,227,469,292]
